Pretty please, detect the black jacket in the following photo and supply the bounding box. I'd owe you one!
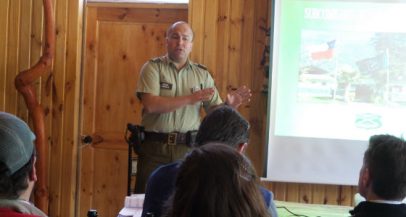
[350,201,406,217]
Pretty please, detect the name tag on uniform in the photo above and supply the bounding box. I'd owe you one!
[191,86,200,93]
[160,82,172,90]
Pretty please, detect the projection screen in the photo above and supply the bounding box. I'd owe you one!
[266,0,406,185]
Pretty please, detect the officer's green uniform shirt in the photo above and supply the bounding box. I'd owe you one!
[136,55,223,133]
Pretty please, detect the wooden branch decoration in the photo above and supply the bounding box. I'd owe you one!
[15,0,55,213]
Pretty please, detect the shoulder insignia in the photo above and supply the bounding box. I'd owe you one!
[195,63,208,70]
[149,57,162,63]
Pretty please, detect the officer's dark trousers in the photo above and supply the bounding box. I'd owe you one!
[134,140,191,193]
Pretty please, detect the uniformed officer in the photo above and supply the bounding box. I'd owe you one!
[135,21,251,192]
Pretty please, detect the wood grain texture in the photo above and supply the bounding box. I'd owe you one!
[6,0,20,114]
[17,0,32,121]
[14,0,55,212]
[215,0,230,96]
[0,0,10,110]
[47,0,66,214]
[79,4,187,216]
[1,0,82,216]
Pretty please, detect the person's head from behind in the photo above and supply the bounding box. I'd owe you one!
[166,21,194,65]
[0,112,37,199]
[195,105,249,152]
[163,142,271,217]
[358,134,406,201]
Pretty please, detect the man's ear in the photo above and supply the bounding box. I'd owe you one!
[29,157,38,182]
[360,166,370,188]
[237,143,248,154]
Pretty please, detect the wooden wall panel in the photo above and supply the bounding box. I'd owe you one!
[49,0,68,215]
[215,0,230,96]
[0,0,83,216]
[189,0,265,171]
[201,0,218,77]
[189,0,266,179]
[0,0,10,110]
[5,0,20,114]
[17,0,32,121]
[313,185,327,204]
[189,0,357,207]
[188,0,205,64]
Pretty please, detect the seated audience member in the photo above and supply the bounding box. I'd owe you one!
[350,134,406,217]
[142,105,278,217]
[162,142,272,217]
[0,112,47,217]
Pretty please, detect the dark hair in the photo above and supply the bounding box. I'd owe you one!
[364,134,406,199]
[195,105,249,148]
[162,143,271,217]
[0,154,35,199]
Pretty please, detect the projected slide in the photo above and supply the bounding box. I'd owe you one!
[275,1,406,140]
[267,0,406,185]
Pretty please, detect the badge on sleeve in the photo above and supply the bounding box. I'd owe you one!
[160,82,173,90]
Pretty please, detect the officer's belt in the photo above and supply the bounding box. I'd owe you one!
[144,131,193,146]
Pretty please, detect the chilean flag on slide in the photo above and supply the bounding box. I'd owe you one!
[311,40,335,60]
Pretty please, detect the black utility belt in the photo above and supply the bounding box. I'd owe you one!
[144,131,197,147]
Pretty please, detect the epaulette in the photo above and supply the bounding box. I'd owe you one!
[149,57,162,63]
[195,63,208,70]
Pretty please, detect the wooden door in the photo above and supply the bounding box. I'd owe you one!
[79,3,187,217]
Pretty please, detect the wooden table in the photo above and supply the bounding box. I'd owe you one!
[276,201,352,217]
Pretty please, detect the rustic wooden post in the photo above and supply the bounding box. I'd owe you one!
[14,0,55,213]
